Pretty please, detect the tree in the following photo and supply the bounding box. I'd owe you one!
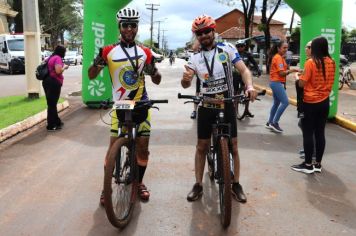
[215,0,257,39]
[260,0,282,71]
[38,0,83,49]
[8,0,83,49]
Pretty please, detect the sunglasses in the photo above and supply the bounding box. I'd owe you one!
[306,46,311,49]
[120,22,138,29]
[196,28,213,36]
[237,45,245,48]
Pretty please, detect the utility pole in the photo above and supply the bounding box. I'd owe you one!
[155,18,167,49]
[161,29,168,54]
[145,3,159,48]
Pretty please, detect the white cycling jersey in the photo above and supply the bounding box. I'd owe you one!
[187,42,241,97]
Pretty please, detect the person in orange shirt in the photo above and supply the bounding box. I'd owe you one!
[265,41,299,132]
[292,36,335,174]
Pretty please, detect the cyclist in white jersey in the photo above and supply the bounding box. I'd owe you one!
[181,15,257,203]
[88,7,161,205]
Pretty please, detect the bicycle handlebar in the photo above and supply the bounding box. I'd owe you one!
[86,99,168,109]
[178,89,266,103]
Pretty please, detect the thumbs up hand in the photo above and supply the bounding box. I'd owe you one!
[181,65,194,88]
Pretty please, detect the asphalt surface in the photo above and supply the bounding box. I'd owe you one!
[0,59,355,235]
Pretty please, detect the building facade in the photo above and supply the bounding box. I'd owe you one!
[0,0,18,34]
[215,9,287,45]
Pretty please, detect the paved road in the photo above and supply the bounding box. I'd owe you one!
[0,59,355,235]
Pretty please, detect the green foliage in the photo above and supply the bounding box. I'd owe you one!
[257,23,266,32]
[0,96,64,129]
[38,0,83,49]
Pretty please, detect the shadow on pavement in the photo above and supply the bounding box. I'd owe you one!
[306,170,356,230]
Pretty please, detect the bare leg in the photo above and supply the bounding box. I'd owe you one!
[195,139,210,184]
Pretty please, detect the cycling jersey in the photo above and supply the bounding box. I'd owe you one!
[187,42,241,101]
[101,42,152,102]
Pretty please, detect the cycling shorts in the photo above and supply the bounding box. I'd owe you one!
[196,77,201,93]
[110,109,151,137]
[197,103,237,139]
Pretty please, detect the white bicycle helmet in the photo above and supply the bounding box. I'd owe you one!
[116,7,140,23]
[236,40,246,47]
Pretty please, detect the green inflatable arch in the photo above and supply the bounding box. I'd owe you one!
[82,0,342,117]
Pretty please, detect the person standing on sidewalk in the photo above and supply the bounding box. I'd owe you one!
[265,41,299,133]
[292,36,335,174]
[43,45,69,131]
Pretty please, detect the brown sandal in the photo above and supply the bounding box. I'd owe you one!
[138,183,150,201]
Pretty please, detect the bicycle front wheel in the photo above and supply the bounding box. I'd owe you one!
[217,137,232,228]
[104,138,138,228]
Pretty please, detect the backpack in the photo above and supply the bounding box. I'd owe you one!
[35,56,51,80]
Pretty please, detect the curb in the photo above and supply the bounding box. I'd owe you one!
[0,100,70,143]
[254,84,356,133]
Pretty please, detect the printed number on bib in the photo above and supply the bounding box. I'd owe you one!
[114,100,135,110]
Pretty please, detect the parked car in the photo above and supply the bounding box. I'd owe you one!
[64,51,82,65]
[178,51,189,61]
[41,50,52,61]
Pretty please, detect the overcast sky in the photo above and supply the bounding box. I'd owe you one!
[126,0,356,50]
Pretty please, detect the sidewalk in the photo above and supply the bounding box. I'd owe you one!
[253,72,356,132]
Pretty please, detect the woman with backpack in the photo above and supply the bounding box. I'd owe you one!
[43,45,69,131]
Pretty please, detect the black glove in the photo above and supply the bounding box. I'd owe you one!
[93,48,106,67]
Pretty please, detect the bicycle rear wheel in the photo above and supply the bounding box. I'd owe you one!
[217,137,232,228]
[104,138,138,228]
[235,88,248,120]
[346,71,355,87]
[339,72,344,90]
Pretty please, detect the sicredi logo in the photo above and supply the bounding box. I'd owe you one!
[321,28,336,54]
[92,22,105,78]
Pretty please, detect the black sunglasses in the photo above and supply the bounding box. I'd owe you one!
[196,28,213,36]
[237,44,245,48]
[306,46,311,49]
[120,22,138,29]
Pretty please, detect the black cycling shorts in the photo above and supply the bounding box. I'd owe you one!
[197,103,237,139]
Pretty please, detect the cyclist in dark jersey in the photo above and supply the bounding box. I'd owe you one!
[233,40,261,118]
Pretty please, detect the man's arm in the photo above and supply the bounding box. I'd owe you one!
[234,60,258,101]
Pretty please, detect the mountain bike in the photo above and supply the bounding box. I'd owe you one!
[178,91,264,228]
[339,62,355,90]
[88,99,168,228]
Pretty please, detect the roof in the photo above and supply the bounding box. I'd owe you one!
[215,8,285,25]
[219,27,245,39]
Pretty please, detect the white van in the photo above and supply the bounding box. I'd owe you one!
[0,34,25,74]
